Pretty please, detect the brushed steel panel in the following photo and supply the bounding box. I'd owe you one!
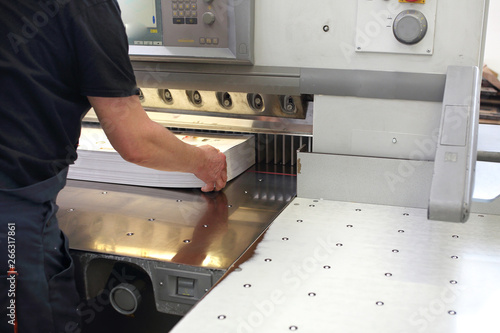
[82,108,313,136]
[171,198,500,333]
[297,152,434,208]
[57,170,296,270]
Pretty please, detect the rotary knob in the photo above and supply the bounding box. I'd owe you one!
[393,10,428,45]
[203,11,216,25]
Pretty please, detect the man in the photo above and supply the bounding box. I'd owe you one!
[0,0,227,332]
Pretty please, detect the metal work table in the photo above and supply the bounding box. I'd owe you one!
[58,169,295,269]
[171,197,500,333]
[56,168,296,316]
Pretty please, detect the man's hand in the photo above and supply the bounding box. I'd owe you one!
[88,95,229,192]
[195,145,227,192]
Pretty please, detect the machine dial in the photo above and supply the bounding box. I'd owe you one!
[203,12,216,25]
[393,10,428,45]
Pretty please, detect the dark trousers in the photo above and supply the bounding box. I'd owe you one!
[0,169,81,333]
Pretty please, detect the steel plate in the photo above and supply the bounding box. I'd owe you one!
[57,170,296,270]
[171,198,500,333]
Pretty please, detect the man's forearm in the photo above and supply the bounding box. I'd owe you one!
[123,120,204,174]
[88,95,227,191]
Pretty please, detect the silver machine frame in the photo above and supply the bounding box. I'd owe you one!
[55,0,500,331]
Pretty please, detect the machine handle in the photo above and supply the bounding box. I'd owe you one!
[428,66,481,222]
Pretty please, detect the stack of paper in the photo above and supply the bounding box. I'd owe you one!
[68,126,255,188]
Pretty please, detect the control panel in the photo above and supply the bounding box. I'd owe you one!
[165,0,229,48]
[117,0,254,64]
[355,0,437,55]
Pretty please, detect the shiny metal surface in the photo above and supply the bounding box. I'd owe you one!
[139,88,309,119]
[171,197,500,333]
[83,107,313,136]
[57,169,296,270]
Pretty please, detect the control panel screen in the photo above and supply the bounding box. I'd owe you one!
[116,0,253,63]
[119,0,163,45]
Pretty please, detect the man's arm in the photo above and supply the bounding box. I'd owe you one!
[88,95,227,192]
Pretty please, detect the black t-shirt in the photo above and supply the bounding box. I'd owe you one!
[0,0,138,188]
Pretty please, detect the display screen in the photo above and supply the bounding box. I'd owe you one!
[116,0,253,64]
[117,0,163,45]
